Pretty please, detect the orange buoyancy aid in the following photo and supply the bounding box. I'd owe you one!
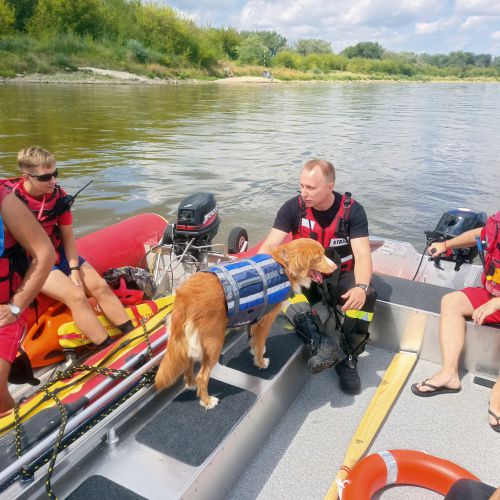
[292,193,354,272]
[0,188,30,304]
[1,178,69,258]
[481,210,500,297]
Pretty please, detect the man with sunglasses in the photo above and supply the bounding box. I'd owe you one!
[260,159,376,395]
[0,189,55,413]
[2,147,135,351]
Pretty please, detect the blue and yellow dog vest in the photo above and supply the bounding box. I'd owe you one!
[207,254,292,327]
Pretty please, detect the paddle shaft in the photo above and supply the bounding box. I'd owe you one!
[324,351,418,500]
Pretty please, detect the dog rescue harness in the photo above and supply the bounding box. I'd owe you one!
[207,254,292,327]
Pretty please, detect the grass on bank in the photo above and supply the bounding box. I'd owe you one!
[1,34,500,82]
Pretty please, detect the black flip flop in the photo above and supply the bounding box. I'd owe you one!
[488,407,500,433]
[411,379,461,397]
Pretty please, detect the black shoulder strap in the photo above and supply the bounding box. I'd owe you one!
[297,195,306,234]
[336,192,352,239]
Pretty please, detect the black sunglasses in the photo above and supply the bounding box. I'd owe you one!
[27,168,59,182]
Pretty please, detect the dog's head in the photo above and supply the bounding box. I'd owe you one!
[271,238,337,293]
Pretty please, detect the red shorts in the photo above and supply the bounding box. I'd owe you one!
[461,287,500,324]
[0,316,26,363]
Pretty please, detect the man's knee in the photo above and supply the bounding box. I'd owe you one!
[66,287,89,307]
[441,291,472,316]
[89,276,112,298]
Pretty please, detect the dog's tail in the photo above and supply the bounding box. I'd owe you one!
[155,308,190,390]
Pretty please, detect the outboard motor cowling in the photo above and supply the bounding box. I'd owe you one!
[425,208,487,270]
[165,192,220,259]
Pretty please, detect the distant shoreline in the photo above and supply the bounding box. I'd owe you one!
[1,68,499,85]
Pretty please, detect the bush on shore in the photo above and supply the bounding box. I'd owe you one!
[0,0,499,81]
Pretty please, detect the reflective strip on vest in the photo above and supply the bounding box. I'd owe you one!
[301,218,315,230]
[208,255,292,327]
[345,310,373,321]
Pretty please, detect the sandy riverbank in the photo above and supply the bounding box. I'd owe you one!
[0,67,196,85]
[0,68,281,85]
[212,76,279,83]
[1,68,497,85]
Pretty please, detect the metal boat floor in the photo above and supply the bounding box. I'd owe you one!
[136,379,257,466]
[59,315,306,500]
[67,475,146,500]
[229,345,500,500]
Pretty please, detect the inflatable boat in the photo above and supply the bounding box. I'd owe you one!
[1,197,498,500]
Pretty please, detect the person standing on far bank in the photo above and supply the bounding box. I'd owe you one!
[259,159,376,395]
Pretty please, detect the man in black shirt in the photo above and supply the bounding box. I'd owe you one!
[260,159,376,395]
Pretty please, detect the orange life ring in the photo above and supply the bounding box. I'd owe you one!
[342,449,479,500]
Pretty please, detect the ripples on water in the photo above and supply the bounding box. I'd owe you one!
[0,82,498,249]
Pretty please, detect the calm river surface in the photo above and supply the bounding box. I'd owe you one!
[1,82,499,249]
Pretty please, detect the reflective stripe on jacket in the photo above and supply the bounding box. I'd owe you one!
[207,254,291,327]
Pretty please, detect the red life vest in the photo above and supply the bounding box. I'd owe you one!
[292,193,354,272]
[1,178,68,258]
[0,188,30,304]
[481,211,500,297]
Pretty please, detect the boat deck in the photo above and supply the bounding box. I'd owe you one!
[3,244,499,499]
[229,346,499,499]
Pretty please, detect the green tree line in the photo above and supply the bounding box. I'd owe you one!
[0,0,499,80]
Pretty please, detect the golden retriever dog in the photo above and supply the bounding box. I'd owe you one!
[155,238,336,409]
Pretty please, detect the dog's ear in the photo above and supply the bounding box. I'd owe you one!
[286,249,311,280]
[271,245,289,267]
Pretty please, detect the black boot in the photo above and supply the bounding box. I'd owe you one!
[307,329,345,374]
[335,356,361,395]
[293,310,322,355]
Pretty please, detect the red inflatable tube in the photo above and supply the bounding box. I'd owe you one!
[342,449,480,500]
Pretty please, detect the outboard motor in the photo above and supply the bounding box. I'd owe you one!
[425,208,487,270]
[163,192,220,260]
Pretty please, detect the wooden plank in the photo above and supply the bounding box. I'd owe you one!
[324,311,427,500]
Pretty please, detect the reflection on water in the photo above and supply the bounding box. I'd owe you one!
[0,82,498,249]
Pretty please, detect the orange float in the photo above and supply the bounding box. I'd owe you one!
[342,449,479,500]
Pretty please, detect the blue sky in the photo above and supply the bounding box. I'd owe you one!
[158,0,500,56]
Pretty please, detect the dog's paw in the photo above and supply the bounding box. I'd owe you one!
[200,396,219,410]
[184,382,197,391]
[254,357,270,369]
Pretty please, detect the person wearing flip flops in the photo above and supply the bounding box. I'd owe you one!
[411,213,500,433]
[0,188,55,413]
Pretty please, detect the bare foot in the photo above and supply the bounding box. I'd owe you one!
[489,381,500,428]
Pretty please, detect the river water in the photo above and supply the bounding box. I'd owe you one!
[0,82,498,249]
